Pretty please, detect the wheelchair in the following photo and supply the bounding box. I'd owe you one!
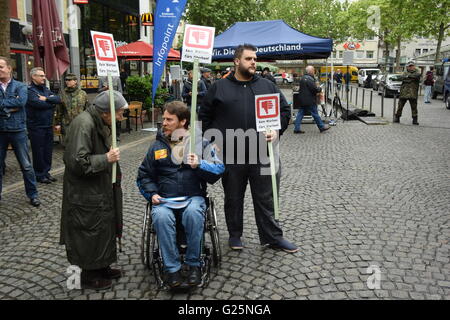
[140,195,221,289]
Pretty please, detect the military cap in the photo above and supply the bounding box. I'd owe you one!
[201,67,211,73]
[407,61,415,66]
[65,73,78,81]
[93,90,128,112]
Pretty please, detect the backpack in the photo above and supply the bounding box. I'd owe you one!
[424,72,434,86]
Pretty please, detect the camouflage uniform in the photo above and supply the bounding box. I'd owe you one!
[396,68,421,119]
[56,84,89,136]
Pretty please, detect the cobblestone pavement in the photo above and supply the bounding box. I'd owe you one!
[0,99,449,300]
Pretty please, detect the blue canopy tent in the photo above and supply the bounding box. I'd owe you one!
[212,20,333,61]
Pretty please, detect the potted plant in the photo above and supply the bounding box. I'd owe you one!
[126,75,170,122]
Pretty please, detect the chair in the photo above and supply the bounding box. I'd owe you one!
[127,101,144,132]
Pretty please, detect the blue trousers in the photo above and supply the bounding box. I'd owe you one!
[28,127,53,181]
[0,130,38,200]
[294,105,325,131]
[152,196,206,273]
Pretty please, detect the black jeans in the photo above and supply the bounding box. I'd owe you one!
[221,163,283,245]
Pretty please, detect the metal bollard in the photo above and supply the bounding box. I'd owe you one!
[362,88,365,109]
[370,90,373,112]
[356,87,359,106]
[393,94,397,121]
[350,86,353,102]
[381,93,384,117]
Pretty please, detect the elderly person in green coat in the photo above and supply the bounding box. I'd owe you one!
[60,90,127,290]
[394,61,421,125]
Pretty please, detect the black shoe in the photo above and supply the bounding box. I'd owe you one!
[30,198,41,207]
[412,117,419,125]
[319,125,330,133]
[293,130,305,134]
[37,178,51,184]
[166,271,182,288]
[81,270,112,290]
[229,237,244,250]
[100,266,122,280]
[393,116,400,123]
[46,174,57,182]
[187,266,201,286]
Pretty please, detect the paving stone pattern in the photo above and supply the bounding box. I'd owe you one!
[0,99,449,300]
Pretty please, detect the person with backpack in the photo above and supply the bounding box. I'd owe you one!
[423,66,434,104]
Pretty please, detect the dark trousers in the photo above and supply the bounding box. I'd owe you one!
[396,98,418,117]
[28,127,53,180]
[0,131,38,199]
[221,163,283,245]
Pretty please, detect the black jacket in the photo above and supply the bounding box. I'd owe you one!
[297,74,321,108]
[136,130,224,201]
[199,73,290,164]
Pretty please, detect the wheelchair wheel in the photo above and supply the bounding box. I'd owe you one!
[207,198,221,267]
[141,203,152,269]
[149,231,165,288]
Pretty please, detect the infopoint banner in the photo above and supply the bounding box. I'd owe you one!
[152,0,187,102]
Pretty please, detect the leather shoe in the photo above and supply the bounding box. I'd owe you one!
[37,178,51,184]
[293,130,305,134]
[187,266,201,286]
[229,237,243,250]
[46,175,57,182]
[101,266,122,280]
[166,270,182,288]
[81,269,112,290]
[30,198,41,207]
[319,125,330,133]
[268,238,299,253]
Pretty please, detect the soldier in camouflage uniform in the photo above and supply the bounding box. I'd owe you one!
[394,61,421,125]
[56,73,89,142]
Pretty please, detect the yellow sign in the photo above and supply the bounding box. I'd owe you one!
[154,149,168,160]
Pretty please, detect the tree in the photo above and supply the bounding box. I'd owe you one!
[266,0,350,43]
[0,0,10,57]
[185,0,271,34]
[407,0,450,63]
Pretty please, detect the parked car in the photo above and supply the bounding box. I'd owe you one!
[372,74,384,91]
[274,73,294,84]
[432,58,450,99]
[358,69,381,87]
[378,74,403,98]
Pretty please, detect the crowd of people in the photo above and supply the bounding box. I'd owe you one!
[0,45,426,291]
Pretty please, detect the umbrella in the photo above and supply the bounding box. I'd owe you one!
[32,0,70,80]
[116,41,180,60]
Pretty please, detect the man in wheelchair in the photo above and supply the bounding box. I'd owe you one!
[137,101,224,288]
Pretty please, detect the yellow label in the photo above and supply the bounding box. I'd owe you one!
[154,149,168,160]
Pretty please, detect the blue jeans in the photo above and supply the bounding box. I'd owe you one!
[0,131,38,200]
[28,127,53,180]
[294,105,325,131]
[424,85,432,103]
[152,196,206,273]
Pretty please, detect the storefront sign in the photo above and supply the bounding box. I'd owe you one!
[343,42,361,50]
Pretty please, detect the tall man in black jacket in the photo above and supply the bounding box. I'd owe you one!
[293,66,330,134]
[199,44,298,253]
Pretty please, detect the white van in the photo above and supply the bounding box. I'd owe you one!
[358,69,381,87]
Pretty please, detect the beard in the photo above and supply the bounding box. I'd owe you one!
[237,64,256,78]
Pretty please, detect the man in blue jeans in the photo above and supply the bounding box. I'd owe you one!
[137,101,224,288]
[0,56,40,206]
[294,66,330,134]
